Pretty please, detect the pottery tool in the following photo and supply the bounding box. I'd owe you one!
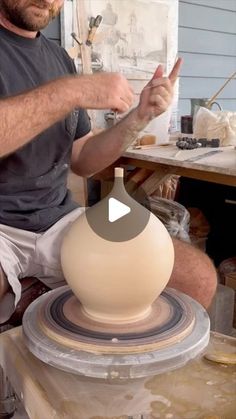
[71,32,83,46]
[133,144,166,150]
[173,149,182,158]
[86,15,102,46]
[23,286,209,379]
[206,70,236,109]
[185,149,223,162]
[204,351,236,365]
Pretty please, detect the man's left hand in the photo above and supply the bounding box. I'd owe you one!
[137,57,183,122]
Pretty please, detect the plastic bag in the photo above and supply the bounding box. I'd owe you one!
[146,197,191,242]
[193,107,236,146]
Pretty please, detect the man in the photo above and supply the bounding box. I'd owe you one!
[0,0,217,323]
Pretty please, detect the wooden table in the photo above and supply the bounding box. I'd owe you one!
[0,328,235,419]
[125,144,236,184]
[98,144,235,200]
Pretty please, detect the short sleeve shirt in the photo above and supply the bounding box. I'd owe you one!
[0,25,91,232]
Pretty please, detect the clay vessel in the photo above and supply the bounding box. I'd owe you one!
[61,168,174,324]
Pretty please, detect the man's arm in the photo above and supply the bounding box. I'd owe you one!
[71,59,182,177]
[0,72,133,157]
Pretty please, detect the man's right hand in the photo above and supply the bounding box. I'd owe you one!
[75,72,134,113]
[0,71,134,157]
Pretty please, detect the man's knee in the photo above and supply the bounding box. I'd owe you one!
[0,264,15,324]
[0,264,10,299]
[168,238,217,308]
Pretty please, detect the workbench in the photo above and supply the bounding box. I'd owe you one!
[0,328,235,418]
[119,144,236,192]
[97,144,235,203]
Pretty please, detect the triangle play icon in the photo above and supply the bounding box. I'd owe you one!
[108,198,131,223]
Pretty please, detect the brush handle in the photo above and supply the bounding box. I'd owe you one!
[207,70,236,108]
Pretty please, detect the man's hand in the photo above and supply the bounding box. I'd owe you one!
[0,71,134,157]
[75,72,135,113]
[137,57,183,122]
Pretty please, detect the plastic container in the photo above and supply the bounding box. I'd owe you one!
[142,109,171,144]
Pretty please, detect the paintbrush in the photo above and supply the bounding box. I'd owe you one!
[207,70,236,109]
[133,143,172,150]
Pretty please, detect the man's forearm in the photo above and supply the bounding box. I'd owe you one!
[0,76,78,157]
[72,108,148,177]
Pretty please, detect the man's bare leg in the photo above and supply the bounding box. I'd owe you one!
[0,264,15,324]
[168,238,217,309]
[0,264,9,297]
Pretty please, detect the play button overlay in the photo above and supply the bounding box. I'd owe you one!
[85,176,151,242]
[108,198,131,222]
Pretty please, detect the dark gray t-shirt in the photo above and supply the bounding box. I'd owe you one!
[0,25,91,232]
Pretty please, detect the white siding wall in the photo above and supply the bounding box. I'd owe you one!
[178,0,236,115]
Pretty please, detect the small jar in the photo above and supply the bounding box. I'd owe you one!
[181,115,193,134]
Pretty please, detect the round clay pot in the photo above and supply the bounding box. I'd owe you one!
[61,168,174,324]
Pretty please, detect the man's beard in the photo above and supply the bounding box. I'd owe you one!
[0,0,61,31]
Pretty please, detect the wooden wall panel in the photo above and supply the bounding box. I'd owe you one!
[179,28,236,56]
[178,0,236,122]
[179,98,235,115]
[180,53,236,78]
[180,77,236,99]
[181,0,236,11]
[180,2,236,33]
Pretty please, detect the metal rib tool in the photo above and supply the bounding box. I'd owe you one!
[185,149,223,162]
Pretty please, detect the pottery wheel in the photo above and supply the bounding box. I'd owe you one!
[38,287,195,354]
[23,286,210,379]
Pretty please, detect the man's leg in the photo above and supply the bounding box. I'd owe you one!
[0,263,50,326]
[0,264,15,324]
[0,226,38,325]
[168,238,217,309]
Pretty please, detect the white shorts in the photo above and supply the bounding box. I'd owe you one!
[0,207,84,308]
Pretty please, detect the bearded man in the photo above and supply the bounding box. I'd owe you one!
[0,1,217,324]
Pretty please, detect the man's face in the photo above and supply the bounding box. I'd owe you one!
[0,0,64,31]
